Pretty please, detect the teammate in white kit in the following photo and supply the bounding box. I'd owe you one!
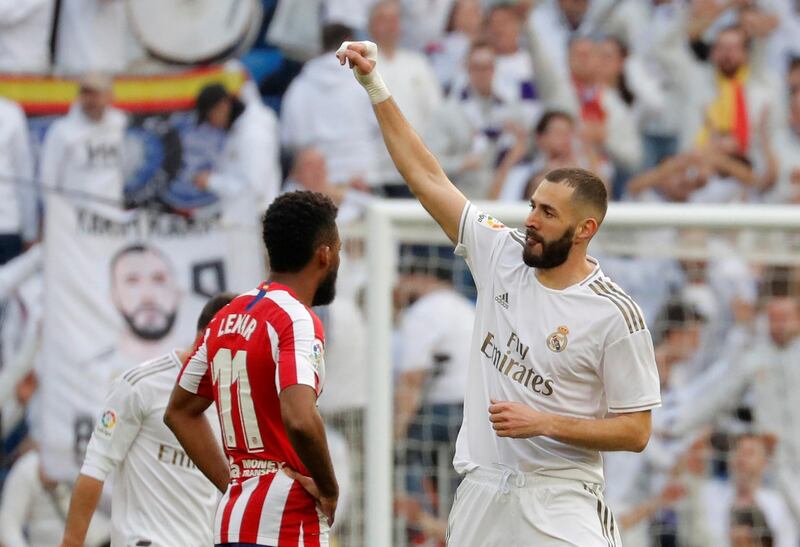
[337,41,661,546]
[60,293,235,547]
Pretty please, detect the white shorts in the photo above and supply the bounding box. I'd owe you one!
[445,467,621,547]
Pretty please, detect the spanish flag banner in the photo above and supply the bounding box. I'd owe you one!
[0,64,247,115]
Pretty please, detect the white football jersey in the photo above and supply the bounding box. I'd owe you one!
[81,352,220,546]
[453,203,661,484]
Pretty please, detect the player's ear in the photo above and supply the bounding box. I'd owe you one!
[316,243,333,269]
[574,217,599,243]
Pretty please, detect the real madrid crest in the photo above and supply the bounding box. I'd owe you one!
[547,326,569,353]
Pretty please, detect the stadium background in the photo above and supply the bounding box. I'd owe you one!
[0,0,799,546]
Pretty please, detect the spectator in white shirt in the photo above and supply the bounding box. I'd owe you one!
[569,35,643,180]
[485,4,541,128]
[682,24,779,178]
[0,0,53,73]
[0,97,36,264]
[694,434,798,547]
[368,0,443,192]
[492,110,612,201]
[425,40,526,200]
[0,449,109,547]
[281,23,380,186]
[39,73,127,207]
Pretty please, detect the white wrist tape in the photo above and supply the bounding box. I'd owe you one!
[337,40,391,104]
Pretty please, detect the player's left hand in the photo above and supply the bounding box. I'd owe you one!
[488,400,550,438]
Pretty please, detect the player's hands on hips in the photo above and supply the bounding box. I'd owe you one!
[283,467,338,526]
[489,399,550,438]
[336,41,391,104]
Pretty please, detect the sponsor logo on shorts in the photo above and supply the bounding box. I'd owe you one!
[231,458,286,480]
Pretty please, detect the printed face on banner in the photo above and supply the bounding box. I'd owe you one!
[110,245,182,341]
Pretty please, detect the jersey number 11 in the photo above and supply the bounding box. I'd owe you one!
[212,348,265,451]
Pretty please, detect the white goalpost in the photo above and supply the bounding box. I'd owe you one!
[362,200,800,547]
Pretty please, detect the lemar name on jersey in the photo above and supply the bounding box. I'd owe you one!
[479,330,555,396]
[217,313,258,340]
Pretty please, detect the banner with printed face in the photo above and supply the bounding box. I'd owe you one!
[37,197,235,479]
[4,66,265,480]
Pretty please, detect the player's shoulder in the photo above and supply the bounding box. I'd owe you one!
[581,272,647,337]
[260,287,308,319]
[468,205,515,235]
[262,286,323,337]
[120,352,181,388]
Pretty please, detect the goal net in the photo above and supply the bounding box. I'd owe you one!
[323,200,800,547]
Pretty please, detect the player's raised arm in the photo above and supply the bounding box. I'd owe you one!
[336,41,466,244]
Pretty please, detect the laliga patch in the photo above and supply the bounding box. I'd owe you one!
[95,409,118,440]
[310,339,324,371]
[476,213,505,230]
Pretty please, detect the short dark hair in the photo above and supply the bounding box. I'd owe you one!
[262,191,338,273]
[195,83,229,124]
[544,167,608,221]
[322,23,354,52]
[535,110,573,136]
[197,292,236,331]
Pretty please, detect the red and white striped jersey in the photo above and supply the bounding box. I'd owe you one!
[179,281,329,546]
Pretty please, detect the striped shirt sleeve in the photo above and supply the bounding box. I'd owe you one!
[272,309,323,396]
[178,330,214,399]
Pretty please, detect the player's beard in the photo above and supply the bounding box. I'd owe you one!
[312,267,338,307]
[522,226,575,269]
[123,309,178,341]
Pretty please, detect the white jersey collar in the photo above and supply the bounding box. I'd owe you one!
[532,256,602,294]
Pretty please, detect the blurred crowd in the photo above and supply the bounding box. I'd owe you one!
[0,0,799,546]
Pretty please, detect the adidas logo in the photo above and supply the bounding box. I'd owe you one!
[495,292,509,309]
